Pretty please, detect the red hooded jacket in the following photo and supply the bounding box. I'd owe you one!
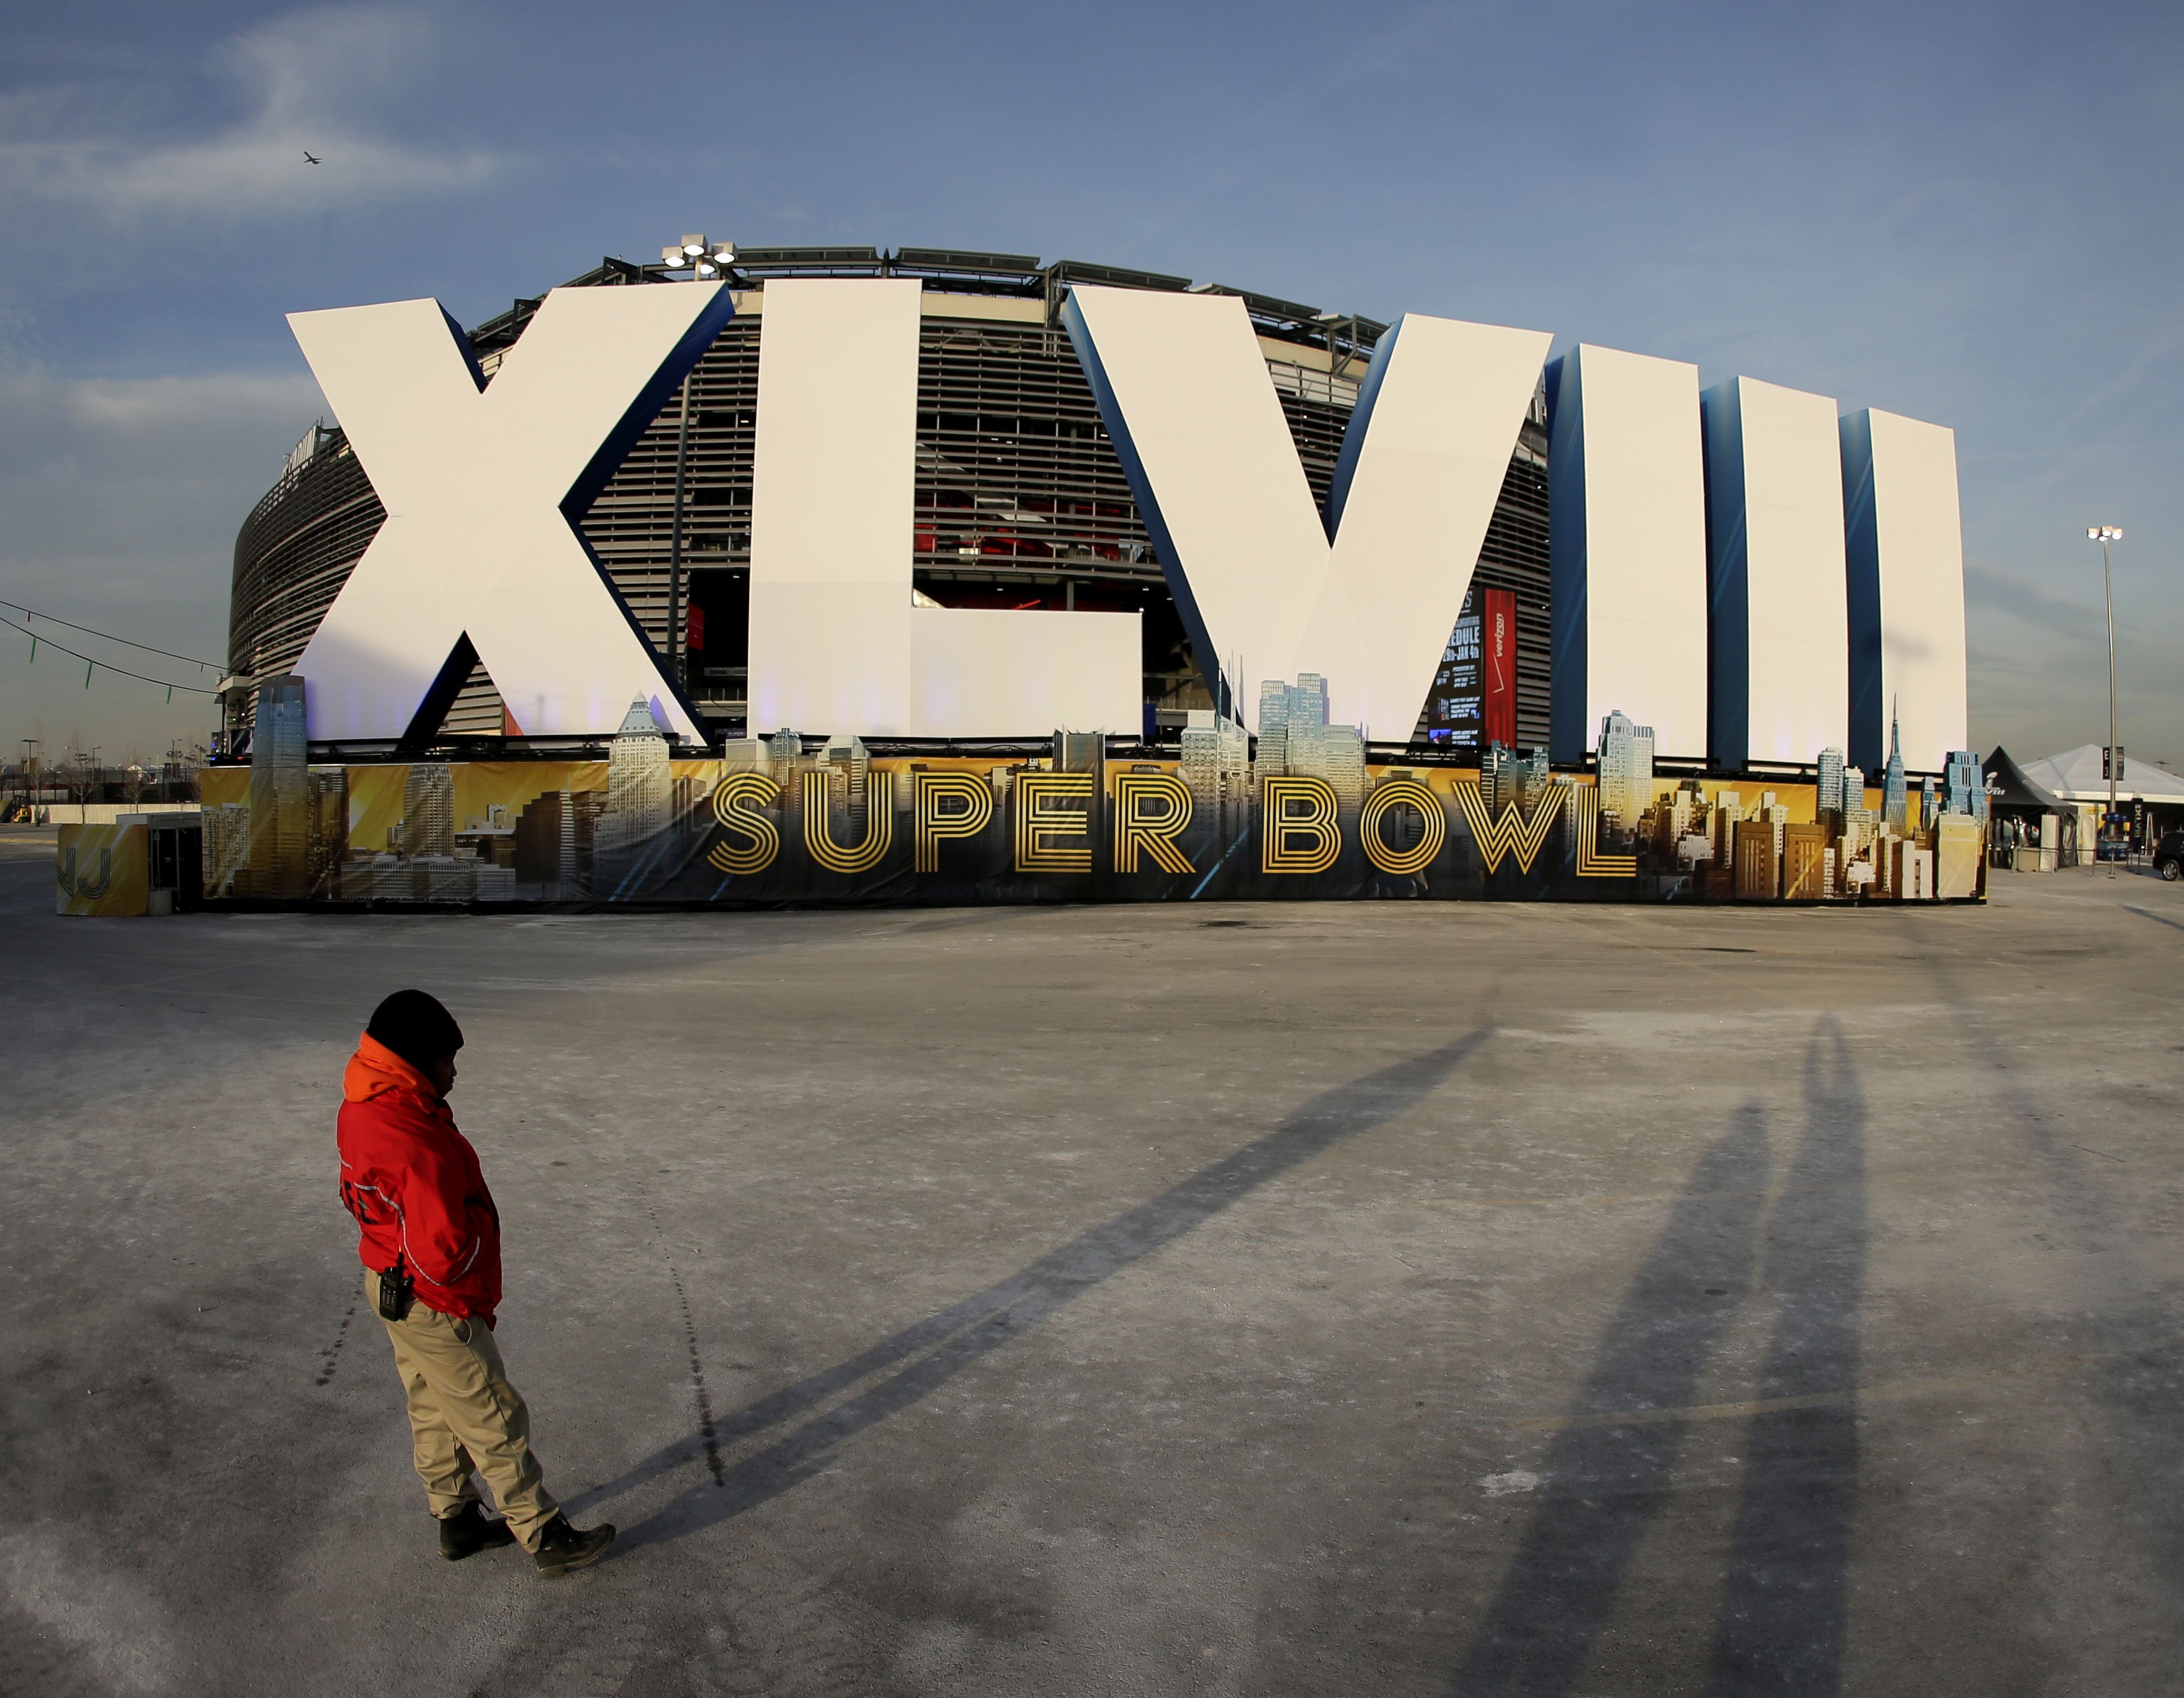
[336,1033,503,1322]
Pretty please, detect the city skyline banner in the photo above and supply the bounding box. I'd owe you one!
[197,745,1986,909]
[56,822,150,917]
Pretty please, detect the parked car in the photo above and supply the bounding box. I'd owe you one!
[2155,830,2183,882]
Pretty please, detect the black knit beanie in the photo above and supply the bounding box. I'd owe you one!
[365,989,464,1071]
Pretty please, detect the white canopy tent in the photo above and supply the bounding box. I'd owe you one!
[2016,745,2184,806]
[2015,744,2183,861]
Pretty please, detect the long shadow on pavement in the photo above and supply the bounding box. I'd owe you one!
[575,1028,1492,1549]
[1710,1020,1868,1695]
[1452,1104,1774,1694]
[1452,1019,1872,1696]
[1918,945,2184,1663]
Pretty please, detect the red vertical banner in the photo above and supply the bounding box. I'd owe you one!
[1482,588,1516,747]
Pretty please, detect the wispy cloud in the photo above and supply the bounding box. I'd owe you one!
[0,364,323,618]
[1964,560,2102,636]
[0,361,321,750]
[0,367,324,473]
[0,4,502,217]
[1966,557,2184,761]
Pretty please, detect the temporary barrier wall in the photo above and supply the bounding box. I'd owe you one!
[56,823,149,917]
[197,759,1982,907]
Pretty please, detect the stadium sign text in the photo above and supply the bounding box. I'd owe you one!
[287,279,1547,746]
[284,274,1966,778]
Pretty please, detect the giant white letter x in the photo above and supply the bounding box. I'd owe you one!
[1063,286,1550,739]
[290,282,735,743]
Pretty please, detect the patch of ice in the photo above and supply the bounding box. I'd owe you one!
[1482,1470,1543,1498]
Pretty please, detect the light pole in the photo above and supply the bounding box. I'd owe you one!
[2088,524,2124,855]
[657,234,735,691]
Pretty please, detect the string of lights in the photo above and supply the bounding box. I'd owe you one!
[0,599,223,671]
[2,614,219,701]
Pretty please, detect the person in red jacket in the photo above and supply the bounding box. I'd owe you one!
[338,989,614,1576]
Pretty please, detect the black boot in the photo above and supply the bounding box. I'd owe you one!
[437,1502,517,1561]
[531,1512,615,1576]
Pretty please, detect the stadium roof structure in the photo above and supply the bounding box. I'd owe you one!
[465,246,1389,369]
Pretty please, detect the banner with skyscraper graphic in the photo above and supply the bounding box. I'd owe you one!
[200,679,1985,907]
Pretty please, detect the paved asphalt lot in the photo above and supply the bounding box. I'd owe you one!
[2,822,2182,1696]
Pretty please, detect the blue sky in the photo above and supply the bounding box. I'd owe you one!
[1,0,2177,766]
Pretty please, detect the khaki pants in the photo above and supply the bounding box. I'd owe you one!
[368,1270,559,1550]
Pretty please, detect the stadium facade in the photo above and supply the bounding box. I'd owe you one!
[228,246,1551,760]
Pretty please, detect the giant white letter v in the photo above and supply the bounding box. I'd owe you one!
[290,282,734,743]
[1064,286,1549,740]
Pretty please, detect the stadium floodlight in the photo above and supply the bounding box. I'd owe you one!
[661,234,735,277]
